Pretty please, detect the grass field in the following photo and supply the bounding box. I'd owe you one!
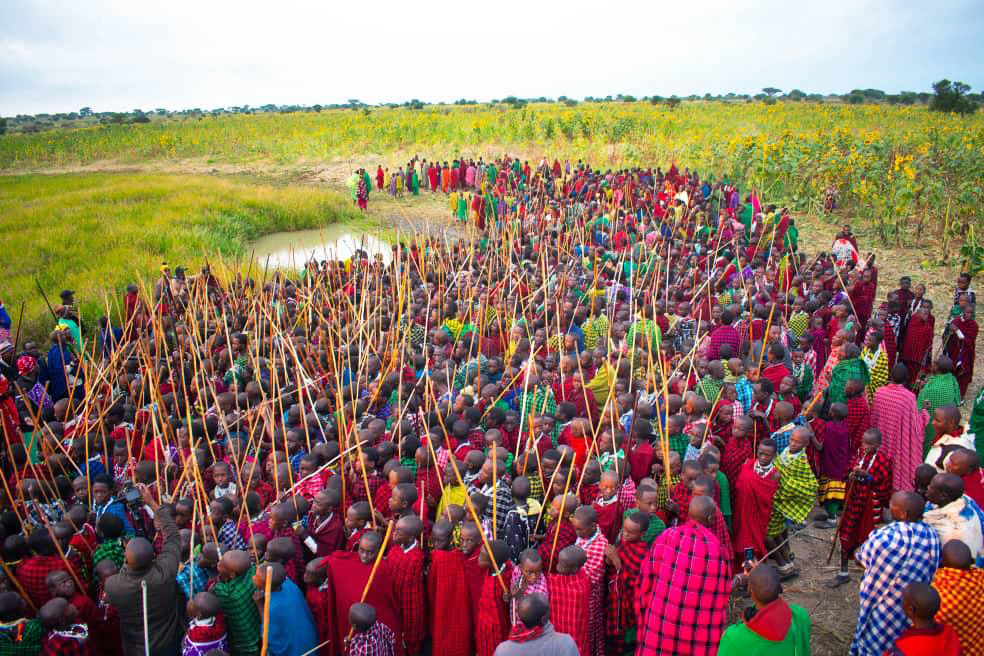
[2,101,982,246]
[0,173,363,341]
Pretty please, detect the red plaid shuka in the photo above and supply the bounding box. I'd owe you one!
[387,544,427,656]
[846,395,871,454]
[69,525,98,581]
[593,496,623,544]
[732,459,780,559]
[606,540,648,648]
[305,581,335,656]
[40,624,90,656]
[19,555,79,609]
[579,482,600,506]
[415,468,442,509]
[427,549,473,656]
[901,314,934,383]
[373,484,394,518]
[476,562,513,656]
[669,481,692,521]
[636,521,732,656]
[721,434,754,495]
[349,470,386,505]
[547,571,591,656]
[346,526,370,552]
[576,530,610,656]
[538,519,576,573]
[307,511,345,558]
[838,450,892,555]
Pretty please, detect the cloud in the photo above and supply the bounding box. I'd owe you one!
[1,0,982,114]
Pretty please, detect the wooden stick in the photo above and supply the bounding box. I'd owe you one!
[260,564,273,656]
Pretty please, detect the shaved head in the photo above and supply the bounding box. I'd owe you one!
[125,537,155,572]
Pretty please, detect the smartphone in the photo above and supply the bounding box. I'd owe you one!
[743,547,755,562]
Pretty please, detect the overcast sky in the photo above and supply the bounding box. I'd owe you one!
[2,0,982,115]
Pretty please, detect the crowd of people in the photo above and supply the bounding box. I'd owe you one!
[0,154,982,656]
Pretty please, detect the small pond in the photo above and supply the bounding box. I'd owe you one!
[251,223,391,268]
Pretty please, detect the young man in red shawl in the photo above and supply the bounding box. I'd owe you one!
[944,304,978,396]
[945,448,984,508]
[845,379,871,454]
[344,501,373,551]
[901,302,935,385]
[536,493,577,573]
[636,495,732,655]
[475,539,513,656]
[605,511,650,654]
[592,471,623,543]
[325,531,404,655]
[572,505,609,656]
[830,428,892,588]
[387,515,426,656]
[546,545,591,656]
[732,439,780,563]
[302,559,335,656]
[426,520,473,656]
[303,488,344,558]
[691,476,732,573]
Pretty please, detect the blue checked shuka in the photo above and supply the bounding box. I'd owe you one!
[850,520,940,656]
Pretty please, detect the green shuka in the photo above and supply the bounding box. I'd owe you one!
[717,602,811,655]
[916,372,963,452]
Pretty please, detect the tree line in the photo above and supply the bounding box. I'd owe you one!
[1,80,976,136]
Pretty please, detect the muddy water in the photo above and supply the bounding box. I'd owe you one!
[251,223,391,268]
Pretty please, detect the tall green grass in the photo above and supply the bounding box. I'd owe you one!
[0,172,361,341]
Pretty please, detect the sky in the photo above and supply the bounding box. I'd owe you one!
[2,0,983,115]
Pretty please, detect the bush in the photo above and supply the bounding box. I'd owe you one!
[930,80,977,115]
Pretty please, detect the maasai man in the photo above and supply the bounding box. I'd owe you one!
[923,472,984,566]
[474,539,513,656]
[326,532,403,655]
[546,545,591,656]
[605,511,649,655]
[831,428,892,588]
[387,515,426,655]
[426,520,473,656]
[850,491,940,656]
[767,427,817,578]
[252,562,318,656]
[916,357,962,452]
[883,583,961,655]
[571,505,608,656]
[732,439,780,562]
[944,304,978,396]
[932,539,984,654]
[717,564,811,655]
[636,496,731,655]
[871,364,929,491]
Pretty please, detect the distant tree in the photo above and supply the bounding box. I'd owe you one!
[622,95,636,102]
[862,88,886,100]
[666,96,681,109]
[787,89,806,101]
[557,95,569,102]
[763,96,777,105]
[312,104,323,112]
[845,92,865,104]
[563,98,578,107]
[0,117,6,135]
[79,107,93,117]
[762,87,781,97]
[649,96,663,105]
[930,79,977,115]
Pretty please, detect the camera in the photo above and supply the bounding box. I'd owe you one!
[121,483,143,508]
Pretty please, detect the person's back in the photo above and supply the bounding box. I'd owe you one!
[266,574,318,656]
[717,564,810,654]
[493,622,579,656]
[104,493,184,656]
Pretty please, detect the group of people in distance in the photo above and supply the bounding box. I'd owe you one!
[0,154,982,656]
